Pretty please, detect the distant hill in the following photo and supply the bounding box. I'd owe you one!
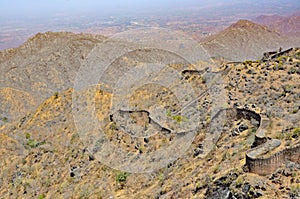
[201,19,300,61]
[254,13,300,36]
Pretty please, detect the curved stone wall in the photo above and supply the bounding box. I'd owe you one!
[241,107,300,175]
[213,106,299,176]
[246,142,300,175]
[112,105,299,176]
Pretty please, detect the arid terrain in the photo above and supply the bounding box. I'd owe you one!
[254,13,300,36]
[0,16,299,199]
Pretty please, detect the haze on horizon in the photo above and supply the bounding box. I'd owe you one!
[1,0,299,19]
[0,0,299,51]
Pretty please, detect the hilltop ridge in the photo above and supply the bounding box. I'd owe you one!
[0,32,105,124]
[202,19,300,61]
[229,19,271,31]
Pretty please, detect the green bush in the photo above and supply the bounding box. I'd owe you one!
[116,172,128,183]
[293,128,300,137]
[274,62,284,70]
[38,194,46,199]
[27,139,39,148]
[54,92,59,99]
[110,122,117,130]
[166,109,172,117]
[25,133,31,139]
[243,60,253,65]
[1,117,8,122]
[294,128,300,134]
[172,115,184,123]
[25,133,45,148]
[282,85,293,93]
[288,67,297,74]
[295,52,300,59]
[277,55,287,63]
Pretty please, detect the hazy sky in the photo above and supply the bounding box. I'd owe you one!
[1,0,299,18]
[1,0,221,15]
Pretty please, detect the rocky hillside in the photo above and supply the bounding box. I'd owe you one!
[0,32,299,199]
[0,32,105,124]
[201,20,300,61]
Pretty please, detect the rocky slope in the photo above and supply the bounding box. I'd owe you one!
[0,28,299,199]
[0,32,105,124]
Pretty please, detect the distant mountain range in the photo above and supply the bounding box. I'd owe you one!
[253,13,300,36]
[201,19,300,61]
